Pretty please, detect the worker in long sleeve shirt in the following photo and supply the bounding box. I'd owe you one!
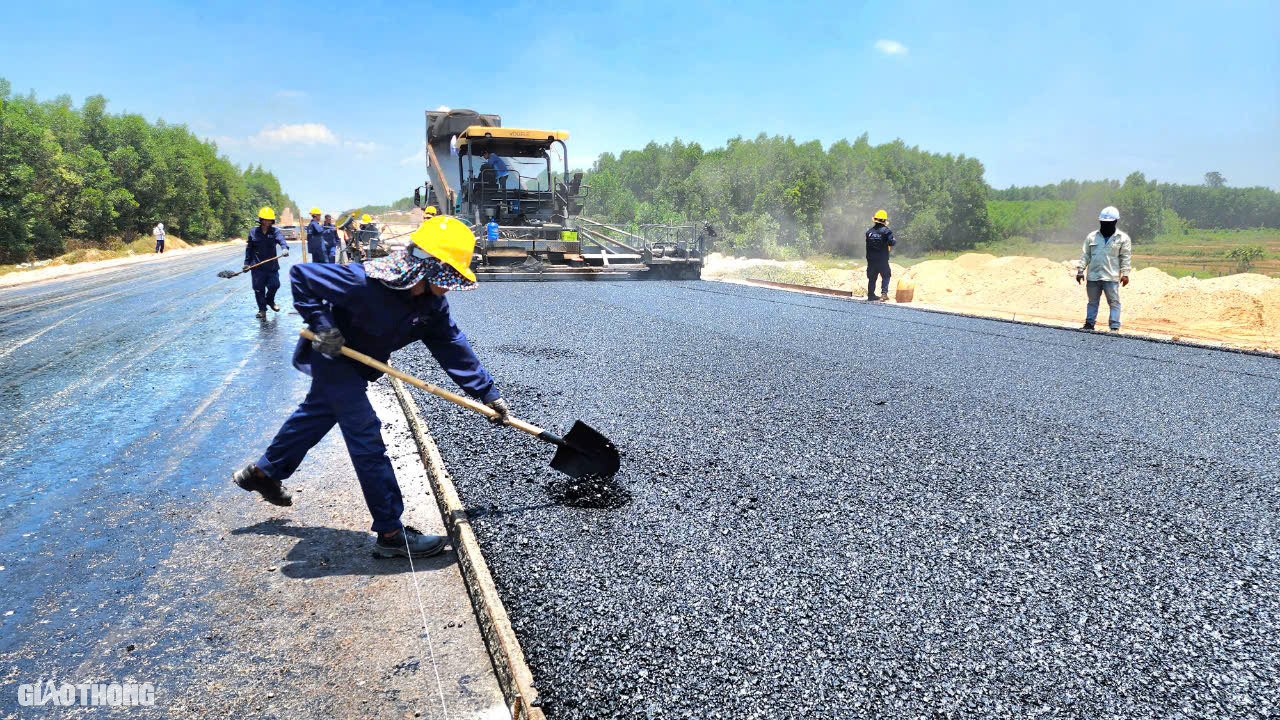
[232,216,511,559]
[864,209,896,301]
[1075,206,1132,331]
[244,206,290,318]
[322,215,339,263]
[306,207,327,263]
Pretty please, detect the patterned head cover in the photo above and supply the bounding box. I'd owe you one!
[364,250,478,292]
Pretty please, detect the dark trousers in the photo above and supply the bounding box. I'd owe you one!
[250,267,280,311]
[155,238,164,253]
[308,239,329,263]
[867,258,891,297]
[256,356,404,533]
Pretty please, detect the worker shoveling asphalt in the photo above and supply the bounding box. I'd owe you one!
[301,328,622,489]
[232,216,621,559]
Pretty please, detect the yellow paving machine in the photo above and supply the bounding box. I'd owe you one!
[414,109,706,280]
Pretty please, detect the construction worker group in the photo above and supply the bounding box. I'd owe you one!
[863,205,1131,329]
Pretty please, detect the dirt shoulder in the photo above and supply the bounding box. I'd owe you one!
[0,240,243,288]
[706,252,1280,354]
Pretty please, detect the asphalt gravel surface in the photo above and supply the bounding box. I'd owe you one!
[402,280,1280,719]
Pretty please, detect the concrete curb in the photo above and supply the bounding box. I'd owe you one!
[390,378,545,720]
[716,277,1280,362]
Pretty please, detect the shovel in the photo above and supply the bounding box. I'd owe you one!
[217,255,282,279]
[298,329,621,480]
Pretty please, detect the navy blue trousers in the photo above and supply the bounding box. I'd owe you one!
[250,267,280,311]
[256,355,404,533]
[867,258,891,297]
[308,239,330,263]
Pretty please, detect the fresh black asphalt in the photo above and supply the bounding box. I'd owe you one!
[402,280,1279,719]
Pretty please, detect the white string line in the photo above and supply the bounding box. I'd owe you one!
[403,530,450,719]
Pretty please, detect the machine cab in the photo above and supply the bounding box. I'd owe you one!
[454,127,583,229]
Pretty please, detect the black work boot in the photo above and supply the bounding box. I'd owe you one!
[255,310,266,319]
[374,526,447,559]
[232,464,293,506]
[1081,322,1095,330]
[270,303,281,312]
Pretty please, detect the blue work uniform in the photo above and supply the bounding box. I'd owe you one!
[255,262,500,533]
[864,224,896,298]
[486,220,499,243]
[245,225,289,311]
[322,224,339,263]
[306,220,329,263]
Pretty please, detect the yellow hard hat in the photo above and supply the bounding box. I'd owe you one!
[424,205,438,216]
[410,216,477,282]
[874,209,889,223]
[309,207,322,216]
[258,206,276,221]
[361,213,372,223]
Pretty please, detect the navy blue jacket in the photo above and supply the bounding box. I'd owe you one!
[322,225,339,255]
[306,220,328,259]
[289,262,499,402]
[246,226,288,270]
[865,224,896,261]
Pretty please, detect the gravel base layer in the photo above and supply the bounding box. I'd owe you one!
[399,280,1280,719]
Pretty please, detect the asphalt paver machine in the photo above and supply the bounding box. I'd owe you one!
[415,108,705,281]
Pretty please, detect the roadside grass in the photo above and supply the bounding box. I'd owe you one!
[0,234,230,277]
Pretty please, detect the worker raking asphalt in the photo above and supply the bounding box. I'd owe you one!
[400,280,1279,719]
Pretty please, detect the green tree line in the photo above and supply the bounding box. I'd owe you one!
[991,174,1280,242]
[0,79,295,263]
[344,196,415,218]
[583,133,993,258]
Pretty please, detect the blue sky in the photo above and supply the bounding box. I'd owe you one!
[3,0,1277,212]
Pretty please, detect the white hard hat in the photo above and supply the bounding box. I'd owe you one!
[1099,206,1120,222]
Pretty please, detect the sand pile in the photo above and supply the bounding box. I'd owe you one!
[705,252,1280,352]
[900,255,1280,352]
[704,253,906,296]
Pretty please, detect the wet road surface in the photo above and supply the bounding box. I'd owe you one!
[402,280,1280,719]
[0,248,504,718]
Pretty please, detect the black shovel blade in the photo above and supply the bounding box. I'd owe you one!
[216,270,237,279]
[549,420,620,480]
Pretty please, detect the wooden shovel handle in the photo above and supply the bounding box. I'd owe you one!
[243,255,281,272]
[298,329,549,440]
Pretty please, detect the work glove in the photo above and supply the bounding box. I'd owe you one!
[1075,273,1083,285]
[281,248,290,257]
[242,265,251,273]
[486,398,511,426]
[1120,275,1130,287]
[312,327,345,356]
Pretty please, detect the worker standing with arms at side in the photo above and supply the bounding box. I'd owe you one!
[865,210,895,301]
[231,217,512,558]
[153,222,165,253]
[306,207,327,263]
[1076,206,1132,331]
[245,206,289,318]
[358,213,380,257]
[322,214,339,263]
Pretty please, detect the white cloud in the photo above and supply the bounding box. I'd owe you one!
[251,123,339,146]
[874,39,908,56]
[435,105,451,112]
[275,89,306,98]
[344,140,379,154]
[400,141,426,167]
